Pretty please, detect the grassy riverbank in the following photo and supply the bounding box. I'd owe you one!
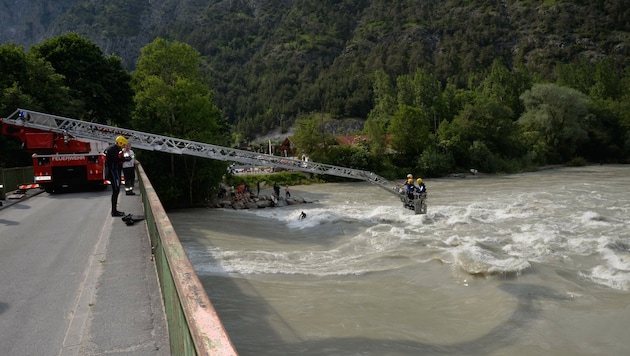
[225,171,325,189]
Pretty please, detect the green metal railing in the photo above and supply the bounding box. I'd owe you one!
[0,166,33,200]
[137,163,238,356]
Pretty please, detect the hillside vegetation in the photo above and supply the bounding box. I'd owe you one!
[2,0,628,136]
[1,1,629,208]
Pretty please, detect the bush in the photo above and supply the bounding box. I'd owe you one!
[469,141,498,173]
[568,156,588,166]
[417,149,455,177]
[227,171,320,188]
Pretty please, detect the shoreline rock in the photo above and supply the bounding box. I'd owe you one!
[209,194,312,210]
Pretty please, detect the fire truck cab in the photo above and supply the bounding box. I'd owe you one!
[1,114,108,193]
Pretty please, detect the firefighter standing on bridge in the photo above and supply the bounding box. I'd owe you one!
[105,136,131,217]
[122,143,137,196]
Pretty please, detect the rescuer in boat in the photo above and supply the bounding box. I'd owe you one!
[105,135,132,217]
[416,178,427,194]
[402,174,415,199]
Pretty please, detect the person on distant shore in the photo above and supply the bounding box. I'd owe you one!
[273,183,280,199]
[236,184,245,201]
[285,185,291,199]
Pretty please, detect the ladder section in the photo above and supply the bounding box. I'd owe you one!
[5,109,404,197]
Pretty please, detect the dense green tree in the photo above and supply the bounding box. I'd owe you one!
[0,44,73,116]
[291,116,322,156]
[519,83,592,163]
[290,114,338,159]
[556,56,625,102]
[417,148,455,178]
[0,44,30,103]
[396,70,441,111]
[324,144,371,171]
[437,80,469,129]
[0,43,75,167]
[580,98,629,162]
[595,66,629,161]
[365,70,395,160]
[30,33,133,125]
[555,59,596,95]
[478,60,532,119]
[388,105,432,171]
[131,38,227,208]
[590,57,624,101]
[3,1,630,175]
[619,71,630,135]
[438,93,517,172]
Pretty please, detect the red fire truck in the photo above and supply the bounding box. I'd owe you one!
[1,111,108,193]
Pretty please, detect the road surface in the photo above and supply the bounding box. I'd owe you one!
[0,189,169,356]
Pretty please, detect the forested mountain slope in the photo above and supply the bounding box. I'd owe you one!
[2,0,628,138]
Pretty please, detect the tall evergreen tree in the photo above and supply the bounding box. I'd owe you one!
[365,70,396,159]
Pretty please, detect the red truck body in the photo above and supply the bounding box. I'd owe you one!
[2,119,107,192]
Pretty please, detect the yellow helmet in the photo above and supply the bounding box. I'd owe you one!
[417,178,423,183]
[115,135,128,147]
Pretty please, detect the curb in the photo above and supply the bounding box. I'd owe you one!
[0,188,45,210]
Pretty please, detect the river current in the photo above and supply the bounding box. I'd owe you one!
[169,165,630,355]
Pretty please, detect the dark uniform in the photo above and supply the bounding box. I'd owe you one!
[105,136,130,216]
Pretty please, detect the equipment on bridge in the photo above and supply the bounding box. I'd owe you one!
[1,108,427,213]
[122,213,145,226]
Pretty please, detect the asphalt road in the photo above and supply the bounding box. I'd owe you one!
[0,189,169,356]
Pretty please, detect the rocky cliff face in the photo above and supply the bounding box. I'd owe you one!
[3,0,628,72]
[1,0,181,68]
[3,0,628,135]
[1,0,74,46]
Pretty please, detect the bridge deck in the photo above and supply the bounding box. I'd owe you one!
[0,186,169,355]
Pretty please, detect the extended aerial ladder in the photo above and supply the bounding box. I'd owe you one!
[2,109,427,213]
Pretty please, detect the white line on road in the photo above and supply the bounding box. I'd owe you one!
[58,215,114,356]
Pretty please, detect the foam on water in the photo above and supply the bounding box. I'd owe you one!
[170,167,630,355]
[180,171,630,291]
[449,243,531,275]
[580,210,624,225]
[578,236,630,291]
[187,229,409,277]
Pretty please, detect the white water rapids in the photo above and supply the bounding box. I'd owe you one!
[170,165,630,355]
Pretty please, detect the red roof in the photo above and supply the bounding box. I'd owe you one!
[335,134,393,146]
[336,134,368,146]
